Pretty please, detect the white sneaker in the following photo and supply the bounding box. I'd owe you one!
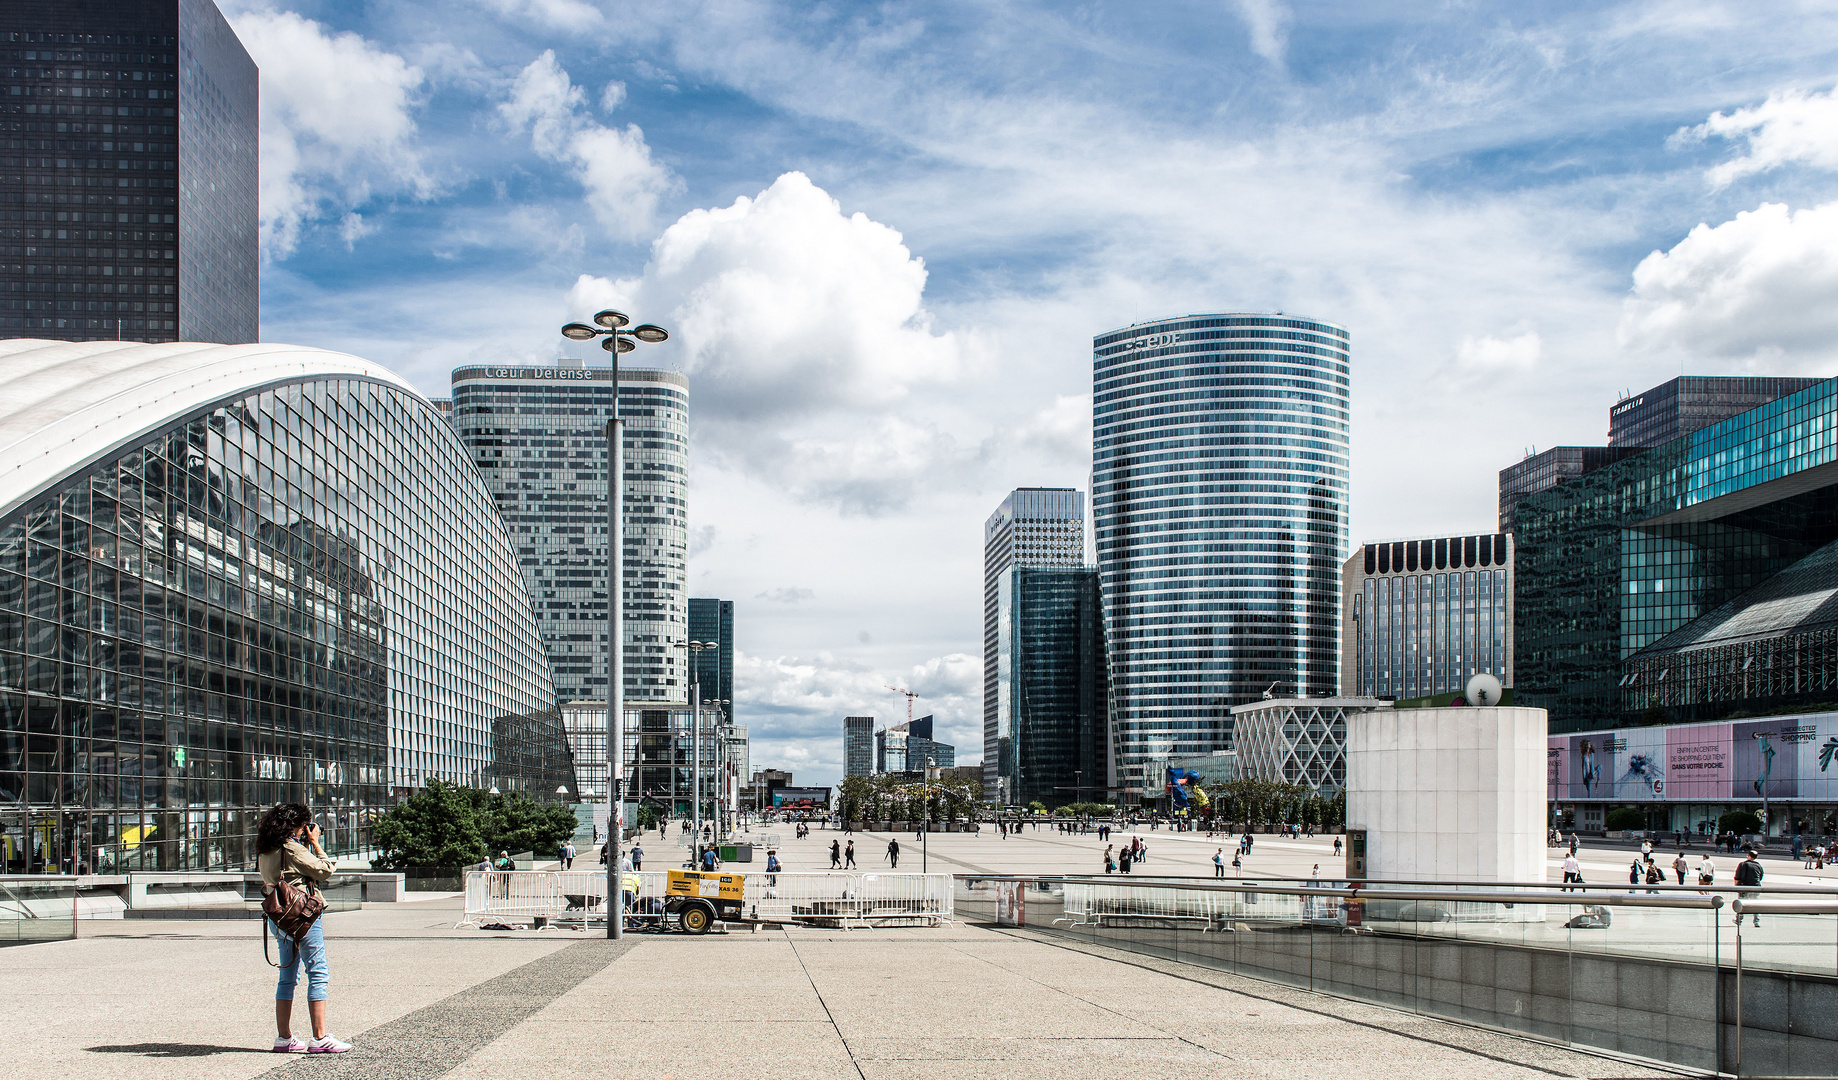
[308,1035,353,1054]
[271,1036,307,1053]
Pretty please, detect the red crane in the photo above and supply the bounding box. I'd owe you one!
[886,685,918,727]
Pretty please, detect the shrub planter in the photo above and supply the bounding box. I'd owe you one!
[847,821,864,832]
[945,822,961,832]
[889,820,908,832]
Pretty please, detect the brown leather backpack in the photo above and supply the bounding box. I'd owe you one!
[262,878,327,965]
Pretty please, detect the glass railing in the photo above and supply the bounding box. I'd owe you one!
[0,876,77,946]
[957,874,1838,1076]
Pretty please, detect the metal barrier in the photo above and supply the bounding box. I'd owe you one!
[462,870,952,929]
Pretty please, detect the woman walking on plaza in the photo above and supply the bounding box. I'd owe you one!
[257,803,350,1054]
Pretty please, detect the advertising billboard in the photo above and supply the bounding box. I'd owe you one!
[1548,711,1838,802]
[771,787,832,809]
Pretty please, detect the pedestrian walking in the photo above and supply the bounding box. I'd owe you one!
[1629,858,1642,886]
[830,839,842,869]
[1104,845,1115,874]
[1672,852,1689,885]
[1119,846,1133,874]
[1213,848,1225,877]
[845,841,856,869]
[1310,863,1321,885]
[1231,851,1242,877]
[886,838,900,869]
[1640,838,1652,859]
[1332,836,1343,857]
[765,849,781,886]
[1734,849,1764,926]
[1644,857,1664,893]
[256,803,350,1055]
[1561,851,1582,891]
[1697,853,1715,893]
[631,842,644,870]
[700,846,719,871]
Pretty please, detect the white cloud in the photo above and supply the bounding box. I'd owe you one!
[1456,330,1542,370]
[600,81,628,113]
[567,172,972,514]
[476,0,603,32]
[1680,86,1838,189]
[1233,0,1293,64]
[755,587,815,604]
[500,51,676,239]
[1619,201,1838,370]
[225,7,431,258]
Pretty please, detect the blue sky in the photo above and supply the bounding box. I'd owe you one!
[227,0,1838,788]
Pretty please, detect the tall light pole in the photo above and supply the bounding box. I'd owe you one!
[561,309,669,940]
[674,640,714,863]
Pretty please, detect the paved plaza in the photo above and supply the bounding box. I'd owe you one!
[722,820,1838,888]
[5,893,1677,1080]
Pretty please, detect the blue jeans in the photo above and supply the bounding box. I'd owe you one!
[272,919,329,1002]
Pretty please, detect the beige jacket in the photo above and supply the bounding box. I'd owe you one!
[258,837,336,897]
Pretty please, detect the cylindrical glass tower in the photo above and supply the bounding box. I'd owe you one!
[1092,313,1350,802]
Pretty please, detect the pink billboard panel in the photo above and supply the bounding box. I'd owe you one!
[1664,724,1730,800]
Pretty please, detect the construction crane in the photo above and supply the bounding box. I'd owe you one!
[886,685,918,727]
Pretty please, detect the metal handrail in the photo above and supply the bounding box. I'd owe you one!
[958,874,1728,907]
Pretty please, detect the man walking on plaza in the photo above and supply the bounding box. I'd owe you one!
[830,839,841,869]
[1672,852,1689,885]
[886,838,900,869]
[631,842,644,870]
[1561,851,1582,891]
[1734,849,1764,926]
[845,841,856,869]
[1213,848,1225,877]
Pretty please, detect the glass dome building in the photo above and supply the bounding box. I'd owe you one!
[1092,313,1350,801]
[0,340,572,874]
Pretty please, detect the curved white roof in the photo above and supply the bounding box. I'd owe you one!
[0,339,424,518]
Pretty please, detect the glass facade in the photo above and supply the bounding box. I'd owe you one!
[0,0,257,344]
[687,597,733,716]
[1498,447,1639,533]
[0,342,571,875]
[561,702,723,817]
[1093,313,1350,801]
[1608,376,1821,450]
[982,487,1085,798]
[449,364,689,706]
[1343,534,1512,699]
[843,714,873,778]
[992,567,1108,808]
[1516,377,1838,732]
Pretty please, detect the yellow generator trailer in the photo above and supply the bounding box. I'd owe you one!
[664,869,745,933]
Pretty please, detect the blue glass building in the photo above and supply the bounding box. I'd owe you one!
[1093,314,1350,802]
[1515,377,1838,730]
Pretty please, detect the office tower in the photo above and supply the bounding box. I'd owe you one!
[983,487,1084,798]
[0,0,258,344]
[1499,377,1817,532]
[0,340,573,873]
[876,716,954,774]
[1093,314,1350,804]
[450,361,689,706]
[1342,534,1514,699]
[687,598,734,717]
[843,715,874,778]
[1516,378,1838,729]
[1498,447,1638,533]
[991,566,1108,808]
[1608,376,1820,448]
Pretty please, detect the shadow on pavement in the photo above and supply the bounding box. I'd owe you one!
[86,1043,275,1058]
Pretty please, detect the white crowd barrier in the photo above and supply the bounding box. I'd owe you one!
[463,870,952,929]
[1058,880,1345,930]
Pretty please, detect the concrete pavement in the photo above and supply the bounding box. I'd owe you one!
[3,894,1677,1080]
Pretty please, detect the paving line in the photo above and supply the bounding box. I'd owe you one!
[783,929,869,1080]
[252,936,637,1079]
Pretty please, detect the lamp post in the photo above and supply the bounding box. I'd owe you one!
[561,309,669,940]
[673,640,715,864]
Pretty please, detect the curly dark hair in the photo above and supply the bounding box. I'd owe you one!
[257,802,313,855]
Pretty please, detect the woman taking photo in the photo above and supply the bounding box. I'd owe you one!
[256,803,351,1054]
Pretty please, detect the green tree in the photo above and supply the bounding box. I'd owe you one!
[483,790,579,856]
[1718,810,1762,835]
[370,779,489,869]
[838,776,871,821]
[1026,800,1047,814]
[1605,807,1645,831]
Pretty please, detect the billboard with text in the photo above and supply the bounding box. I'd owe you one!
[1549,711,1838,802]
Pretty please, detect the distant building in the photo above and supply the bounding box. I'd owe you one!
[688,598,735,718]
[843,716,875,778]
[984,488,1086,799]
[1342,534,1514,700]
[450,362,689,706]
[1094,314,1350,804]
[1515,378,1838,730]
[1499,377,1818,532]
[1231,697,1391,797]
[0,0,260,345]
[1498,447,1639,533]
[876,716,954,774]
[1608,376,1820,448]
[991,566,1109,809]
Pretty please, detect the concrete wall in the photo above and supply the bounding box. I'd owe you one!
[1346,706,1546,883]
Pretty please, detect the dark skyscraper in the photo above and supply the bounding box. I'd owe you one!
[688,598,734,716]
[0,0,257,344]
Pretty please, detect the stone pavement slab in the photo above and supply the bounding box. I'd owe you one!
[3,895,1682,1080]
